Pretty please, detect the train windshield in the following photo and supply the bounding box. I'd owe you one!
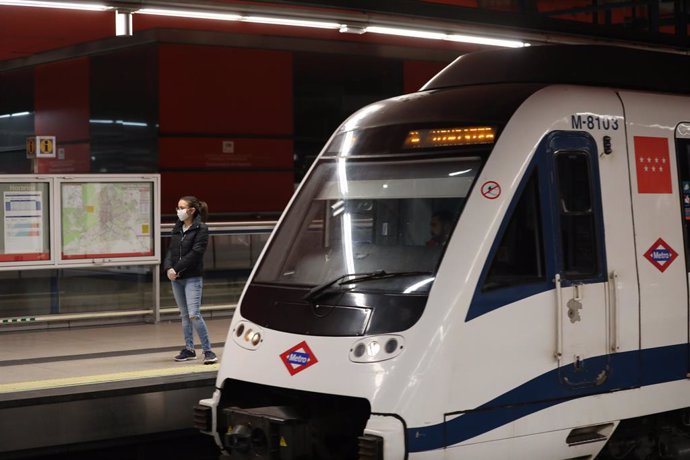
[254,155,482,295]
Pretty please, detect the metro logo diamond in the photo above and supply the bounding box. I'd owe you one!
[280,341,318,376]
[644,238,678,273]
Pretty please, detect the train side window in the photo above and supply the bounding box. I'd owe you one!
[555,151,598,277]
[484,172,545,290]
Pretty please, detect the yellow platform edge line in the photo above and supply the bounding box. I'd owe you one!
[0,363,218,394]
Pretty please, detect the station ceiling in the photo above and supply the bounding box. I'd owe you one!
[0,0,688,66]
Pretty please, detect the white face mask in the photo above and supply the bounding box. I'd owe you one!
[177,209,189,221]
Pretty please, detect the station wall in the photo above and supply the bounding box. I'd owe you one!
[0,42,448,217]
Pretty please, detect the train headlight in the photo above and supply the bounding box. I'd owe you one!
[353,343,366,358]
[232,320,264,350]
[349,335,404,363]
[366,341,381,357]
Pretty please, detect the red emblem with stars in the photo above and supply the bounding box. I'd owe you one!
[644,238,678,273]
[280,341,318,376]
[634,136,672,194]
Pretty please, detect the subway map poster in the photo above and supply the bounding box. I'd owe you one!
[61,182,154,259]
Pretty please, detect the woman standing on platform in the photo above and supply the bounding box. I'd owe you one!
[163,195,217,364]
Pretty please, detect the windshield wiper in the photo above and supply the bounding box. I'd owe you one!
[303,271,379,302]
[343,270,433,285]
[303,270,433,303]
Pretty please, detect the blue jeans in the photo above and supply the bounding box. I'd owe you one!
[171,276,212,352]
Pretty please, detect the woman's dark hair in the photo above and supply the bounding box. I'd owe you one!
[180,195,209,223]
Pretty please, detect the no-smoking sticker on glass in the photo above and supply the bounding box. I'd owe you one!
[481,181,501,199]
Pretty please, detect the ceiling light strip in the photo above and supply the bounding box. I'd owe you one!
[243,15,341,30]
[137,8,241,21]
[446,33,527,48]
[365,26,446,41]
[0,0,110,11]
[366,26,527,48]
[0,1,528,48]
[138,9,341,30]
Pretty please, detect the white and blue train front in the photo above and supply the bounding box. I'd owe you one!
[195,45,690,459]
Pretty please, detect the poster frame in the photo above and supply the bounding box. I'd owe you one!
[0,176,54,270]
[56,175,161,267]
[0,174,160,271]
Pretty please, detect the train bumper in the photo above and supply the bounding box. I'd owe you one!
[194,390,225,452]
[362,414,407,459]
[193,401,213,433]
[218,405,405,459]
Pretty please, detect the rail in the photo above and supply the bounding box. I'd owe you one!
[160,220,277,236]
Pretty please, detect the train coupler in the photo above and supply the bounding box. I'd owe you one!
[222,405,309,459]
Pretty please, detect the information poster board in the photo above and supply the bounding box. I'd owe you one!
[57,176,159,265]
[61,182,154,260]
[0,181,51,263]
[0,175,160,271]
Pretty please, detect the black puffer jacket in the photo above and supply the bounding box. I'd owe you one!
[162,214,209,279]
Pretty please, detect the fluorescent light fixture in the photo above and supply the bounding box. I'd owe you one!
[129,5,528,47]
[90,119,147,127]
[137,9,341,29]
[0,0,110,11]
[448,169,472,177]
[365,26,446,41]
[447,33,527,48]
[115,10,132,36]
[0,2,529,48]
[331,200,345,217]
[339,24,366,34]
[0,111,30,120]
[365,25,528,48]
[244,15,341,29]
[137,8,241,21]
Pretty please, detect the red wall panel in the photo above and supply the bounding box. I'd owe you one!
[35,143,90,174]
[159,138,292,169]
[161,171,294,214]
[159,45,293,135]
[0,7,112,61]
[423,0,478,6]
[35,57,89,141]
[159,45,295,215]
[403,60,449,94]
[34,57,90,173]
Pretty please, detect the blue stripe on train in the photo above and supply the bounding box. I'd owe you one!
[407,343,688,452]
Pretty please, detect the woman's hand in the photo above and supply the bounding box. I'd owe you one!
[167,268,177,280]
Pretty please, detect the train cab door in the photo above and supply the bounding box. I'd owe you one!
[542,132,616,389]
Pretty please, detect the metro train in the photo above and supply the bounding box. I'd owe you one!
[194,45,690,459]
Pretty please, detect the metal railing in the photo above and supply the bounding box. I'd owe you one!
[0,220,276,329]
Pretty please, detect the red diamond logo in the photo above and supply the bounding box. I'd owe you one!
[280,341,318,376]
[644,238,678,273]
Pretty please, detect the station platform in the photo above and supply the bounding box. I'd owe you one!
[0,318,231,456]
